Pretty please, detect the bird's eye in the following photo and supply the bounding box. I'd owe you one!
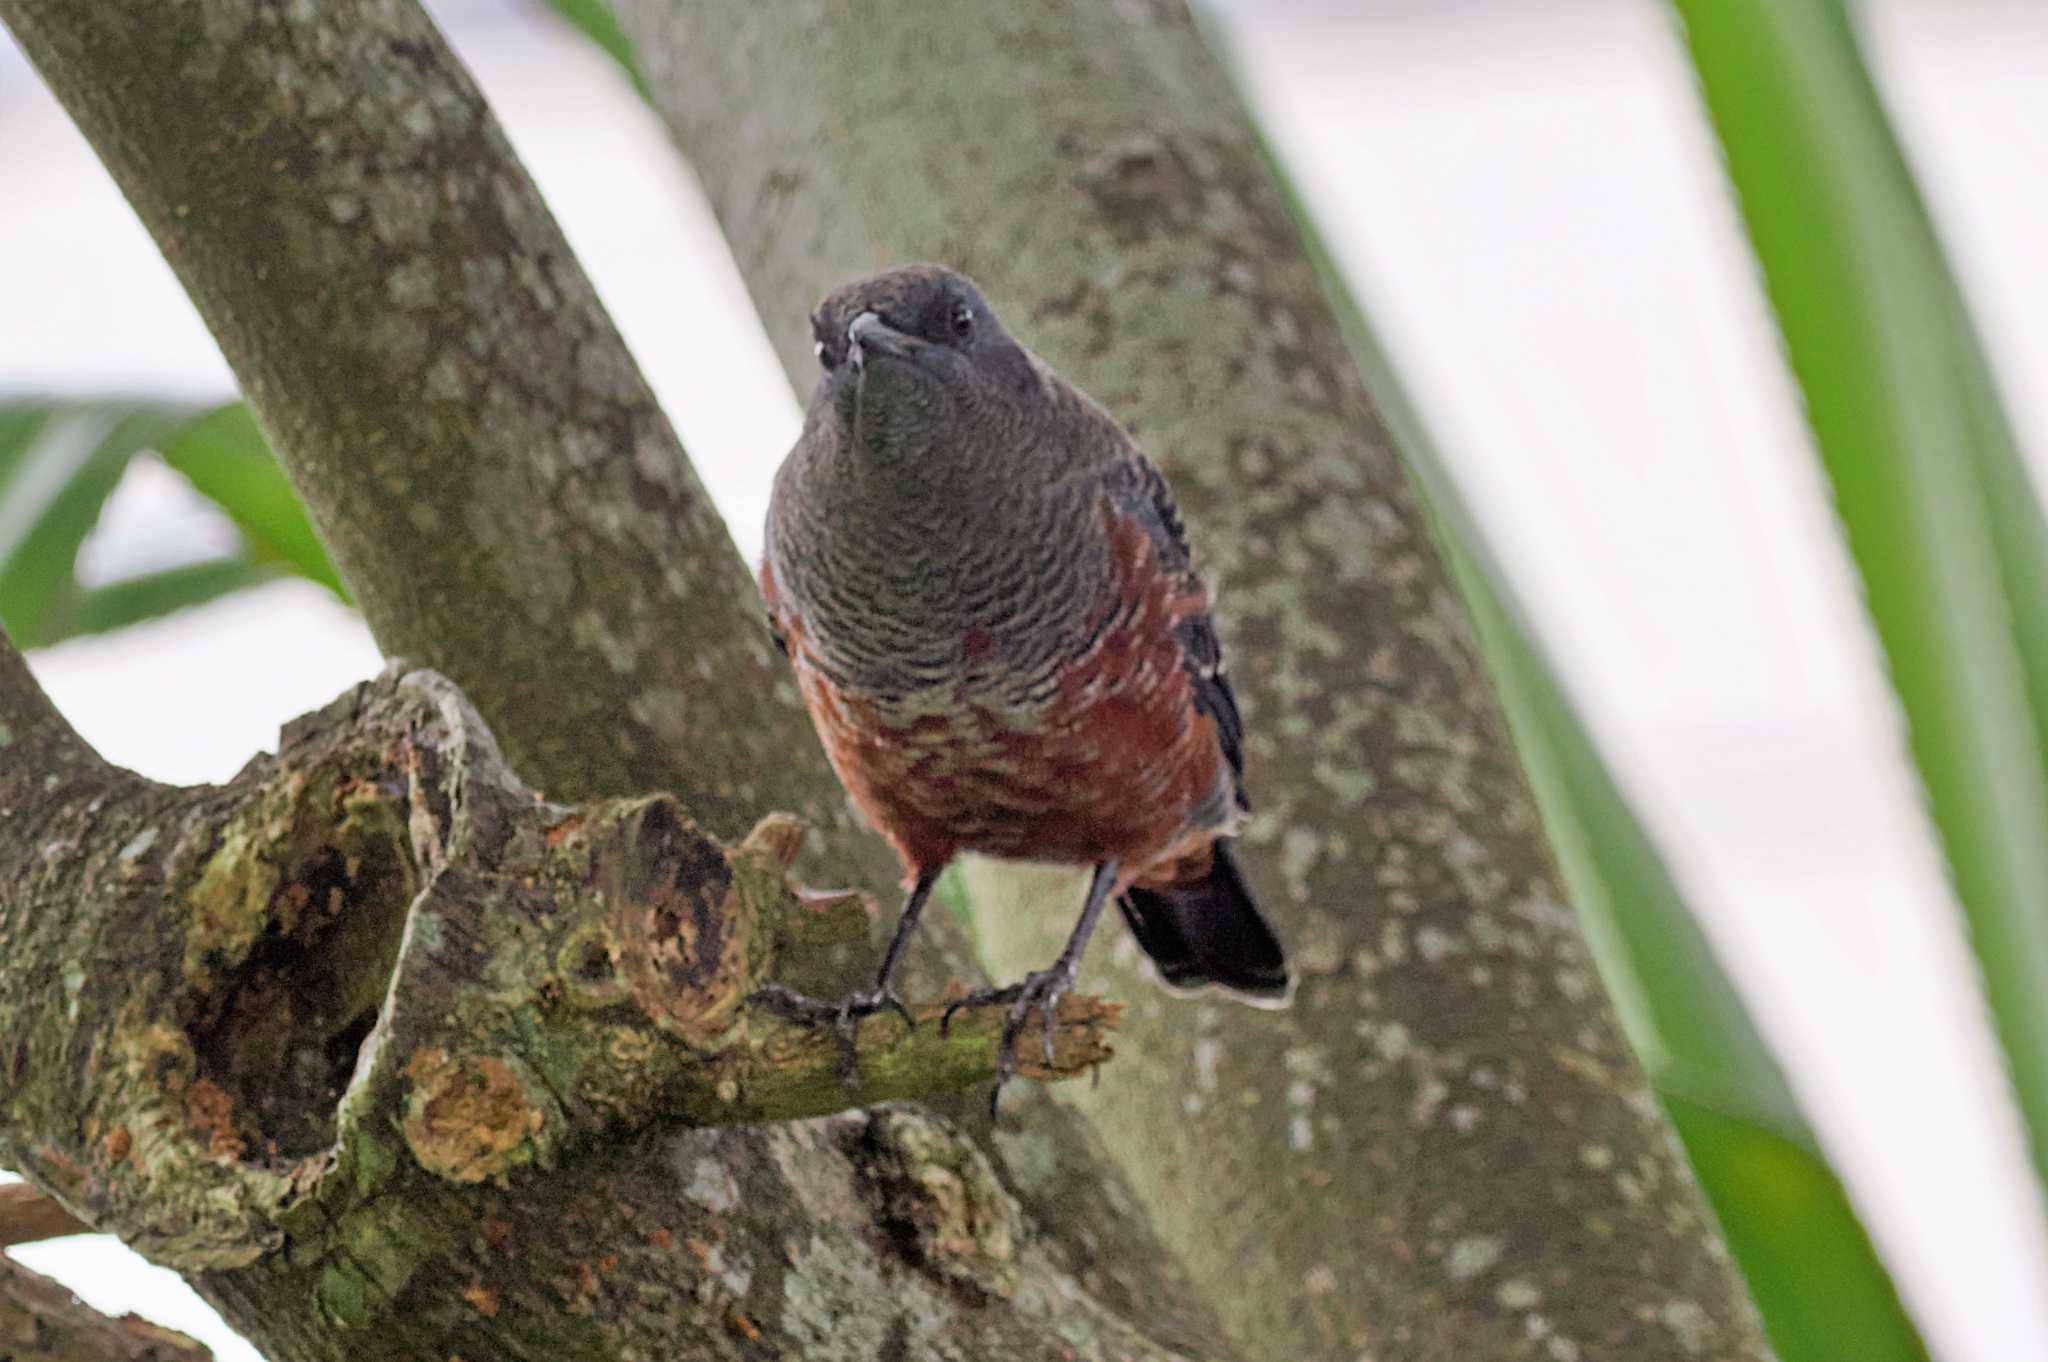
[949,302,975,341]
[813,339,828,366]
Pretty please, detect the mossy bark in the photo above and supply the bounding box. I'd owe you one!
[0,645,1213,1360]
[612,1,1773,1358]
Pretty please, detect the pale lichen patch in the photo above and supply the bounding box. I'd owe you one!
[1415,924,1460,963]
[682,1156,740,1214]
[118,826,159,864]
[424,354,466,401]
[1183,1036,1218,1098]
[1445,1234,1504,1281]
[398,98,435,140]
[1659,1299,1712,1354]
[386,256,436,309]
[1269,823,1318,897]
[765,1121,866,1225]
[1411,1077,1448,1128]
[782,1231,889,1362]
[572,607,646,675]
[1554,966,1592,1002]
[1496,1278,1541,1309]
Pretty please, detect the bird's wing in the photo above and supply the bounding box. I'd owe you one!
[1101,455,1250,811]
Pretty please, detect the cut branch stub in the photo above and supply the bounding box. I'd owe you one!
[0,666,1115,1274]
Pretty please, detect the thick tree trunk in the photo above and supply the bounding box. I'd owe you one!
[613,2,1772,1358]
[0,639,1207,1360]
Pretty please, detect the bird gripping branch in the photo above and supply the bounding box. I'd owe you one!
[760,264,1292,1101]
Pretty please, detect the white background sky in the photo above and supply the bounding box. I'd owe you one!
[4,2,2047,1359]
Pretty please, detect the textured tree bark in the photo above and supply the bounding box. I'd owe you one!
[612,2,1772,1358]
[0,2,1239,1356]
[0,638,1211,1361]
[1,1254,211,1362]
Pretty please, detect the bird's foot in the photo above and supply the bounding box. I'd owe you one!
[748,983,915,1087]
[940,963,1078,1117]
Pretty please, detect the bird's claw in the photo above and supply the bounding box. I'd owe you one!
[939,964,1076,1117]
[747,982,916,1088]
[840,985,915,1035]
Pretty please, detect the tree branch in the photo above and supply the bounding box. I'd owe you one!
[0,1254,211,1362]
[0,627,108,814]
[0,0,852,851]
[0,630,1194,1359]
[0,654,1113,1255]
[612,1,1774,1358]
[0,1183,91,1249]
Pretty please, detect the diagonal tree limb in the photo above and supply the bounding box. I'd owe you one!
[0,1253,212,1362]
[0,620,107,809]
[0,0,841,846]
[0,1183,91,1249]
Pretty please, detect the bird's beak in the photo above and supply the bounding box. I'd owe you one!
[847,311,918,371]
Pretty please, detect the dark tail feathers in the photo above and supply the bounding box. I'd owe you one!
[1116,841,1292,1006]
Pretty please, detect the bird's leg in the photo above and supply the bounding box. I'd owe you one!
[847,867,937,1026]
[749,869,939,1082]
[943,859,1119,1114]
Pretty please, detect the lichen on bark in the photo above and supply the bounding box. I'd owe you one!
[0,648,1186,1359]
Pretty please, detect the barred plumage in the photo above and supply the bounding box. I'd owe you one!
[762,265,1291,1092]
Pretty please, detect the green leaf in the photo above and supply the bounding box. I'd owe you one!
[541,0,649,97]
[0,400,201,645]
[1671,0,2048,1195]
[36,557,284,645]
[159,404,348,601]
[1665,1095,1928,1362]
[1210,54,1929,1357]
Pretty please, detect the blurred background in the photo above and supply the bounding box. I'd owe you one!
[3,0,2044,1357]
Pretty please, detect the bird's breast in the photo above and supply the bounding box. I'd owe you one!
[773,485,1111,709]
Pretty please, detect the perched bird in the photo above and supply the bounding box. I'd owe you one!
[761,264,1290,1083]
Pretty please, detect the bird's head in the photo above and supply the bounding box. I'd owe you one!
[808,265,1041,446]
